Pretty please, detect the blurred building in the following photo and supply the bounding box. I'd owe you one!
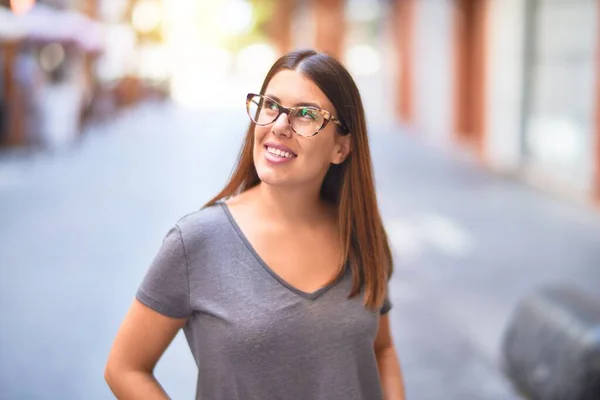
[0,0,105,148]
[2,0,598,207]
[391,0,600,203]
[265,0,599,203]
[0,0,170,149]
[269,0,347,60]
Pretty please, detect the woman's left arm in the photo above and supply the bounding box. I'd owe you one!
[374,314,406,400]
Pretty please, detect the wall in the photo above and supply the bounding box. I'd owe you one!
[412,0,454,143]
[484,0,526,171]
[524,0,598,193]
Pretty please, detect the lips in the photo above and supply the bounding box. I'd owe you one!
[264,142,297,157]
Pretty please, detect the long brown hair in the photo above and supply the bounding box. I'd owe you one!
[205,49,393,310]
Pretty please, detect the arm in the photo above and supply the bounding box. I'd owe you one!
[104,299,188,399]
[374,314,406,400]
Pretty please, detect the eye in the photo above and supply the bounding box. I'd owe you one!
[298,108,319,121]
[264,99,278,111]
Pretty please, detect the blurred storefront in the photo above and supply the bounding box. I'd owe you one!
[0,0,171,150]
[0,5,25,146]
[0,0,105,149]
[393,0,600,203]
[521,0,598,194]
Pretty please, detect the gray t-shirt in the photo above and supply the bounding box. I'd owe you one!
[136,202,391,400]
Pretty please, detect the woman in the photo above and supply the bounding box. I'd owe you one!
[105,49,405,399]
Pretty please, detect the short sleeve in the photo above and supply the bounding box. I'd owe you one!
[380,283,392,315]
[380,296,392,315]
[136,225,192,319]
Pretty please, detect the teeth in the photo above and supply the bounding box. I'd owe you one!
[267,146,294,159]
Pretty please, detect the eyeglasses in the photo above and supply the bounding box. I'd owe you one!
[245,93,348,137]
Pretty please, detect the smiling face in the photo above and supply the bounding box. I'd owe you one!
[252,69,351,191]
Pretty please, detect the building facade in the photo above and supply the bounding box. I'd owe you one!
[395,0,600,203]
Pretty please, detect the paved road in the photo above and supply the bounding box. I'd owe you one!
[1,100,600,399]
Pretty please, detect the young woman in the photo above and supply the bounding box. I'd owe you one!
[105,49,405,400]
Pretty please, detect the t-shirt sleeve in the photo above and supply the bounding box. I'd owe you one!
[136,225,192,319]
[380,296,392,315]
[380,282,392,315]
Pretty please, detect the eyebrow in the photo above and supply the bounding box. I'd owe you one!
[264,94,322,109]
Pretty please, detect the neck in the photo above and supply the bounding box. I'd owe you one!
[254,181,328,225]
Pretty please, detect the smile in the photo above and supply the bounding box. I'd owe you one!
[265,146,297,159]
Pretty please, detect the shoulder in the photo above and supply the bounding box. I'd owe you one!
[174,202,231,247]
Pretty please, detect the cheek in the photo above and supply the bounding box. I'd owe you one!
[253,127,269,150]
[300,138,336,167]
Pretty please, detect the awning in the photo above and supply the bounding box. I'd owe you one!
[0,4,105,53]
[0,7,26,41]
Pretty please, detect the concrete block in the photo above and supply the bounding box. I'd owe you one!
[502,285,600,400]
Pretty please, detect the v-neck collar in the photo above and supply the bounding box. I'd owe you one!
[219,201,347,301]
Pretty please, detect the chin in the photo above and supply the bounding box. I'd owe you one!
[255,163,290,187]
[253,147,317,189]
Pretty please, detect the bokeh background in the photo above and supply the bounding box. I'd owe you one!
[1,0,600,399]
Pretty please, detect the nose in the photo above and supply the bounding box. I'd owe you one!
[271,112,292,138]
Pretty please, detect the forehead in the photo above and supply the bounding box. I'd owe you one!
[265,69,333,110]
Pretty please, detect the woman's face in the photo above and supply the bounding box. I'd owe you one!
[252,69,350,190]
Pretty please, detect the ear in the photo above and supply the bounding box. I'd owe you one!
[331,134,351,165]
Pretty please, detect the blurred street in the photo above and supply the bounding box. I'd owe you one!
[2,98,600,399]
[2,0,600,398]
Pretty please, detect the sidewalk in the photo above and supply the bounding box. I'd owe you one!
[376,123,600,399]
